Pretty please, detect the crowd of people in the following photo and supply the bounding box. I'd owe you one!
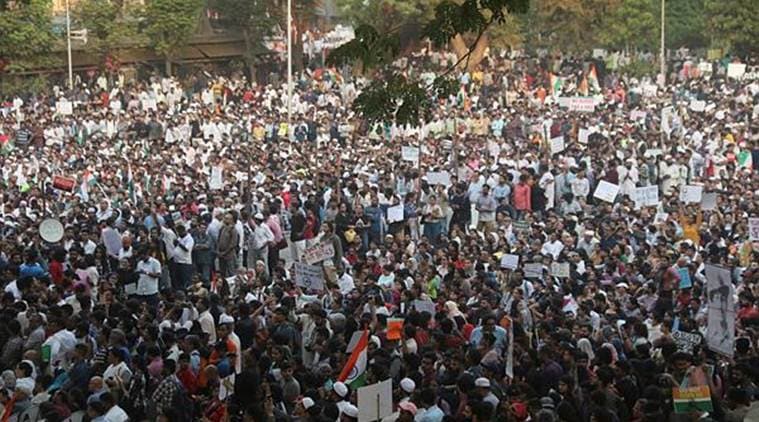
[0,46,757,422]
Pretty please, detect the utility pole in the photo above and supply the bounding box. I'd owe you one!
[659,0,665,88]
[287,0,293,141]
[66,0,73,90]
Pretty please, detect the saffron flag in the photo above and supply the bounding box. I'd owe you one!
[588,64,600,92]
[673,385,712,413]
[338,330,368,388]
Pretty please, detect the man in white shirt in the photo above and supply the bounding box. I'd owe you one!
[42,318,77,374]
[172,224,194,291]
[252,213,275,273]
[196,296,217,345]
[136,246,161,307]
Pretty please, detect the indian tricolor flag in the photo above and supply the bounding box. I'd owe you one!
[673,385,712,414]
[80,171,96,202]
[588,64,600,92]
[549,73,563,97]
[338,330,368,388]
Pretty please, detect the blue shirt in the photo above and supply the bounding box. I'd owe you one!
[416,405,445,422]
[469,325,508,350]
[19,262,47,279]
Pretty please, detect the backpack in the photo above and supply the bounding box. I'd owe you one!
[171,380,196,422]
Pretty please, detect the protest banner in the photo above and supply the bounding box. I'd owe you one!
[567,97,595,112]
[500,254,519,270]
[749,218,759,241]
[727,63,746,79]
[513,220,530,232]
[673,385,712,413]
[679,185,703,204]
[387,204,404,223]
[672,331,701,354]
[593,181,620,203]
[302,242,335,265]
[551,262,570,278]
[293,262,325,291]
[357,379,393,422]
[700,193,717,211]
[633,186,659,208]
[401,146,419,163]
[52,175,76,192]
[426,171,451,186]
[705,265,735,357]
[550,136,565,154]
[209,166,223,190]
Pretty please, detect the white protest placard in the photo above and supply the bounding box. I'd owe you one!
[571,179,589,198]
[524,263,543,279]
[550,136,565,154]
[705,265,735,358]
[142,98,157,111]
[592,49,607,59]
[413,299,436,315]
[633,186,659,208]
[654,212,669,225]
[426,171,451,186]
[357,379,393,422]
[593,181,620,203]
[551,262,570,278]
[679,185,703,204]
[102,228,122,258]
[387,204,404,223]
[568,97,595,112]
[401,146,419,163]
[690,100,706,112]
[698,62,712,74]
[630,110,647,121]
[701,193,717,211]
[578,128,590,144]
[209,166,223,190]
[293,262,325,291]
[302,242,335,265]
[672,331,702,354]
[727,63,746,79]
[642,84,658,97]
[500,254,519,270]
[644,148,663,158]
[749,218,759,241]
[57,100,73,115]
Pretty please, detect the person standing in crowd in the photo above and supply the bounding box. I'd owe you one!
[217,212,240,278]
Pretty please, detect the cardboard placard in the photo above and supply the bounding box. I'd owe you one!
[633,186,659,208]
[302,242,335,265]
[401,146,419,163]
[749,218,759,241]
[524,263,543,279]
[727,63,746,79]
[357,379,393,422]
[679,185,703,204]
[551,262,570,278]
[293,262,325,291]
[500,254,519,270]
[550,136,565,154]
[426,171,451,186]
[387,204,404,224]
[593,181,620,203]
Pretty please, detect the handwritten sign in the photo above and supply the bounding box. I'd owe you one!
[142,98,157,111]
[550,136,565,154]
[689,100,706,112]
[571,97,596,112]
[679,185,703,204]
[551,262,570,278]
[672,330,701,354]
[302,242,335,265]
[633,186,659,208]
[426,171,451,186]
[56,100,73,115]
[293,262,325,291]
[500,254,519,270]
[593,181,620,203]
[524,263,543,279]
